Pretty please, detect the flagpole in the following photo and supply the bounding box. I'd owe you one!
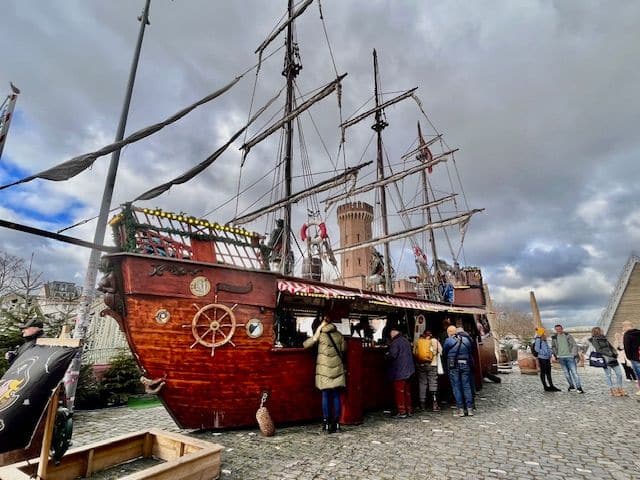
[64,0,151,411]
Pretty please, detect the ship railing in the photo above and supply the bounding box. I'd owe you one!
[110,205,270,270]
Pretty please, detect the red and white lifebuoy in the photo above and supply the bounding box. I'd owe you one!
[300,221,328,243]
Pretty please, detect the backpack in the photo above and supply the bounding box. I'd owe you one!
[531,339,539,357]
[414,337,434,363]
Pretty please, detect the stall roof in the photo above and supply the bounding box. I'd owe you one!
[276,280,485,316]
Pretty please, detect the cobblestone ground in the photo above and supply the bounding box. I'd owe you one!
[74,367,640,480]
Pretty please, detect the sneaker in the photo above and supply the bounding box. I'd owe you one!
[549,386,561,392]
[394,413,408,419]
[577,388,585,394]
[635,390,640,396]
[543,386,552,392]
[568,386,576,392]
[466,410,474,417]
[454,408,465,417]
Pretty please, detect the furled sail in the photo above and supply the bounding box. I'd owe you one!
[323,149,458,209]
[255,0,314,56]
[0,75,244,191]
[134,88,283,201]
[400,134,443,160]
[397,193,458,216]
[339,88,417,138]
[332,209,483,254]
[240,74,347,156]
[230,161,372,225]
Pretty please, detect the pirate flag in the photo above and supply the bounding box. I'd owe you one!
[0,344,78,453]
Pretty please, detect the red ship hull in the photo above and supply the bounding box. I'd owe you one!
[102,253,489,429]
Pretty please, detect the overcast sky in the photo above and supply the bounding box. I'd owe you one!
[1,0,639,327]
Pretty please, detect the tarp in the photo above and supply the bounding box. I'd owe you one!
[0,345,78,453]
[276,279,485,315]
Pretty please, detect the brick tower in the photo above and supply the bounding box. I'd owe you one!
[337,202,374,289]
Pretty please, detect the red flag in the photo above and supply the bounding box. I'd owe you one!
[416,122,433,173]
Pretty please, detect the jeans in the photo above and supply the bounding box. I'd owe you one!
[603,364,623,388]
[448,363,473,409]
[558,357,582,389]
[321,388,341,422]
[630,360,640,388]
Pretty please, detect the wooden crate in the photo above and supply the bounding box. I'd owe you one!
[0,429,222,480]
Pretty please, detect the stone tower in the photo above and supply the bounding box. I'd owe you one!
[337,202,374,289]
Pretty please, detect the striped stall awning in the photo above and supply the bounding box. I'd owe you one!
[276,280,485,315]
[277,280,356,299]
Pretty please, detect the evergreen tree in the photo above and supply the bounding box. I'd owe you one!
[101,352,143,406]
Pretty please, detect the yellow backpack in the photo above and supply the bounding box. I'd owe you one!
[414,337,434,363]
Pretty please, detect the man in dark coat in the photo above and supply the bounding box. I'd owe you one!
[4,318,44,365]
[386,326,415,418]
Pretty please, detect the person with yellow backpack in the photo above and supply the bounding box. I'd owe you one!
[413,330,443,411]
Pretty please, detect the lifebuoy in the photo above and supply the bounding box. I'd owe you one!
[300,221,328,242]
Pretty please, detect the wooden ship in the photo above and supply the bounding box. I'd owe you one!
[1,0,495,430]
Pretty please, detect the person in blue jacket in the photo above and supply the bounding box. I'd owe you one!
[533,327,560,392]
[443,325,474,417]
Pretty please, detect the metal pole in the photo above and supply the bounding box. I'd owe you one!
[64,0,151,410]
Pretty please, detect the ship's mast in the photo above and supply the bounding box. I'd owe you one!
[281,0,301,275]
[372,50,392,293]
[421,168,438,273]
[418,122,438,273]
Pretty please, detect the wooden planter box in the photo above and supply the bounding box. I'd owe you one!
[0,430,222,480]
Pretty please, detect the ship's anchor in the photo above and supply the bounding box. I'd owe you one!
[187,300,244,356]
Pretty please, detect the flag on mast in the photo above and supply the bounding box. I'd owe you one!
[0,83,20,161]
[416,121,433,173]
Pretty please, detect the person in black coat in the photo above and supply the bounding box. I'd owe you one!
[4,318,45,365]
[622,321,640,397]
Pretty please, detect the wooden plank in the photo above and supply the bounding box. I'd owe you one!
[37,388,60,479]
[122,449,221,480]
[142,432,154,458]
[84,448,95,477]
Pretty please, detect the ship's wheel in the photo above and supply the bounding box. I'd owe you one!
[188,302,243,356]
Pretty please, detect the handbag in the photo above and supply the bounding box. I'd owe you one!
[588,351,606,368]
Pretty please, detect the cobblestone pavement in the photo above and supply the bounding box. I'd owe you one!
[73,367,640,480]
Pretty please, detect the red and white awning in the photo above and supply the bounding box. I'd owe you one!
[277,280,355,298]
[276,279,485,315]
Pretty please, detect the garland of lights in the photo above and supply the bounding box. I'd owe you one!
[111,204,272,261]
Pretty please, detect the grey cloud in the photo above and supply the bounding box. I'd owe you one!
[2,1,640,327]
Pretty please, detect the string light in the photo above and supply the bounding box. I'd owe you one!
[132,207,259,239]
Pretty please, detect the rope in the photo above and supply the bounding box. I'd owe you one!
[56,206,119,233]
[411,92,470,209]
